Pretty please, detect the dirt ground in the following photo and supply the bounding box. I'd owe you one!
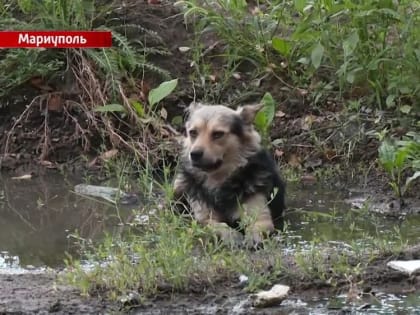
[1,245,419,314]
[0,272,114,314]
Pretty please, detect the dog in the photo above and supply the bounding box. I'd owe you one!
[173,102,286,247]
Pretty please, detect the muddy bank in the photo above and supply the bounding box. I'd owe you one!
[0,271,115,314]
[1,245,419,315]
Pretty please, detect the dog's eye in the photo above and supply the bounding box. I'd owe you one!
[189,129,198,138]
[212,131,225,140]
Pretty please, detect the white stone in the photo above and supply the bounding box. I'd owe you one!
[239,274,249,284]
[251,284,290,308]
[387,260,420,275]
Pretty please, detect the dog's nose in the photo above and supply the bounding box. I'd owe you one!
[190,150,203,161]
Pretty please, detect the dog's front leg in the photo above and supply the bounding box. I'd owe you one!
[242,193,275,247]
[190,200,243,247]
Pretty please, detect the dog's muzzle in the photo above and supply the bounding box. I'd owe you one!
[189,150,223,171]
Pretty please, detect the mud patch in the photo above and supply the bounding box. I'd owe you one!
[0,271,116,314]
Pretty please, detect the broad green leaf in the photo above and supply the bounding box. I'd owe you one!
[297,57,310,65]
[254,110,267,133]
[399,105,411,114]
[171,115,183,126]
[261,92,276,126]
[94,104,126,113]
[254,92,276,133]
[311,42,324,69]
[131,100,145,117]
[394,147,409,169]
[386,95,396,108]
[148,79,178,106]
[378,140,396,173]
[272,37,291,57]
[343,31,359,57]
[346,71,356,84]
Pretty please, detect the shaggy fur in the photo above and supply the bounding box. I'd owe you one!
[173,102,286,245]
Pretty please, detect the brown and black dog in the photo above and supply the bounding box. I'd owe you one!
[173,102,286,247]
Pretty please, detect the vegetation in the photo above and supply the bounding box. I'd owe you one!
[178,0,420,111]
[0,0,174,163]
[378,131,420,198]
[63,159,411,302]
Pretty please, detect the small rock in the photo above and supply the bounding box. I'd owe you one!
[387,260,420,276]
[119,291,142,308]
[251,284,290,308]
[239,274,249,284]
[49,300,62,313]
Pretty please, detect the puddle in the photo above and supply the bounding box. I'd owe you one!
[286,183,420,247]
[0,173,129,269]
[0,173,419,314]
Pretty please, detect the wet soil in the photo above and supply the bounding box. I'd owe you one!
[0,272,115,315]
[2,246,418,315]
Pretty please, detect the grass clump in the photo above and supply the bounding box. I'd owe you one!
[62,161,414,302]
[63,162,289,300]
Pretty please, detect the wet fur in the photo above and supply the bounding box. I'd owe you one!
[173,102,286,243]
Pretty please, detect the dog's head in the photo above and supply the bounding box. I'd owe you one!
[182,102,263,176]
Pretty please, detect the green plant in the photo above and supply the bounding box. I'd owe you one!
[254,92,276,147]
[178,0,420,110]
[378,133,420,198]
[94,78,178,116]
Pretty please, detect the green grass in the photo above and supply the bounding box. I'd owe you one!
[62,158,412,301]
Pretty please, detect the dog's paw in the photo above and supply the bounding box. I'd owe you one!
[210,223,244,248]
[245,224,275,249]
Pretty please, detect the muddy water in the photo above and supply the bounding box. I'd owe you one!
[0,173,419,313]
[0,172,126,269]
[286,184,420,246]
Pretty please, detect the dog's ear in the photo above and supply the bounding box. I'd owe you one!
[186,101,203,115]
[237,103,264,124]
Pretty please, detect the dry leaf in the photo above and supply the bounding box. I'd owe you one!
[301,115,316,130]
[47,93,63,112]
[100,149,119,161]
[138,80,151,102]
[274,149,284,158]
[297,88,308,96]
[288,154,301,168]
[300,174,317,185]
[39,160,55,168]
[232,72,241,80]
[209,74,217,82]
[275,110,286,118]
[178,46,191,52]
[251,6,261,15]
[88,157,99,168]
[29,76,54,92]
[324,149,337,161]
[11,174,32,180]
[160,107,168,120]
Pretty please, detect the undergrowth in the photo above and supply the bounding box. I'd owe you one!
[178,0,420,112]
[0,0,175,164]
